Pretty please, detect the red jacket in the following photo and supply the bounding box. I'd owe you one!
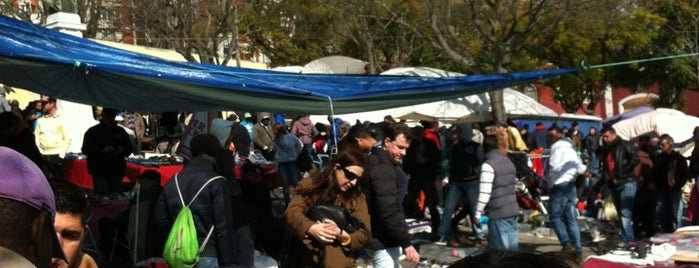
[424,129,440,149]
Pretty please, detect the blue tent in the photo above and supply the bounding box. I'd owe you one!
[0,15,578,114]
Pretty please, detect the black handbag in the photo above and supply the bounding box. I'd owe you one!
[306,205,364,267]
[307,205,363,233]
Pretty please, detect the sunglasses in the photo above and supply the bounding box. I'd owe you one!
[342,167,361,182]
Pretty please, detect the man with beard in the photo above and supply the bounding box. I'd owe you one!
[35,96,71,181]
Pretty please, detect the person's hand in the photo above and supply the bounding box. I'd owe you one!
[322,219,342,238]
[403,245,420,263]
[307,221,337,244]
[51,257,68,268]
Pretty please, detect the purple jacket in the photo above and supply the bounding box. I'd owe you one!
[291,116,318,145]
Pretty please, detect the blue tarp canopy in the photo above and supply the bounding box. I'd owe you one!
[0,15,579,114]
[601,107,654,126]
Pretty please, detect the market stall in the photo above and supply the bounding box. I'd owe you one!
[64,155,183,189]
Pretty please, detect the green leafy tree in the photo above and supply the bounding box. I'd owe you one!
[608,0,699,110]
[240,0,435,70]
[338,0,435,73]
[426,0,573,122]
[533,0,664,114]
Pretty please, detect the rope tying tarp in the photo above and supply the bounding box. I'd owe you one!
[581,53,699,70]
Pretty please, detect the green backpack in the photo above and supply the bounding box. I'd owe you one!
[163,174,224,268]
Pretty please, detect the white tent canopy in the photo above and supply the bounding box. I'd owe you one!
[311,67,557,125]
[302,56,367,74]
[612,108,699,156]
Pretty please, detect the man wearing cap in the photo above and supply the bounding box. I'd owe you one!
[253,115,275,160]
[0,146,67,267]
[115,114,139,155]
[227,113,252,158]
[35,96,71,181]
[240,112,254,140]
[82,108,133,199]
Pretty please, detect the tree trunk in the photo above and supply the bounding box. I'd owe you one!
[489,89,506,123]
[490,64,508,123]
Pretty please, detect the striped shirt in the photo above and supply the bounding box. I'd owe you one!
[475,150,519,220]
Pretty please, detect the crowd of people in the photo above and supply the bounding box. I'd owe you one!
[3,95,699,268]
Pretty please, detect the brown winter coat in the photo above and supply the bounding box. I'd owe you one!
[285,178,371,268]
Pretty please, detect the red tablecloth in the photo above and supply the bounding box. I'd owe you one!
[65,158,183,189]
[234,164,280,189]
[124,162,183,186]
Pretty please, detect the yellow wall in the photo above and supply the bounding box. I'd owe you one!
[6,39,269,108]
[4,87,40,110]
[93,40,269,70]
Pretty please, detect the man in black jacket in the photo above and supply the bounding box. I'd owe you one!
[82,108,133,198]
[598,126,640,248]
[584,126,600,174]
[652,134,688,234]
[361,123,420,266]
[435,127,483,245]
[403,126,441,232]
[155,134,238,267]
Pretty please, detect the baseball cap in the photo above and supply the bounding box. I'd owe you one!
[243,112,252,118]
[0,147,67,261]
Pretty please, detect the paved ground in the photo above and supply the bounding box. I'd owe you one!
[402,222,607,267]
[410,232,596,266]
[270,190,613,267]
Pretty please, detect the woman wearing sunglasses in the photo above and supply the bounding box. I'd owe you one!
[285,149,371,267]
